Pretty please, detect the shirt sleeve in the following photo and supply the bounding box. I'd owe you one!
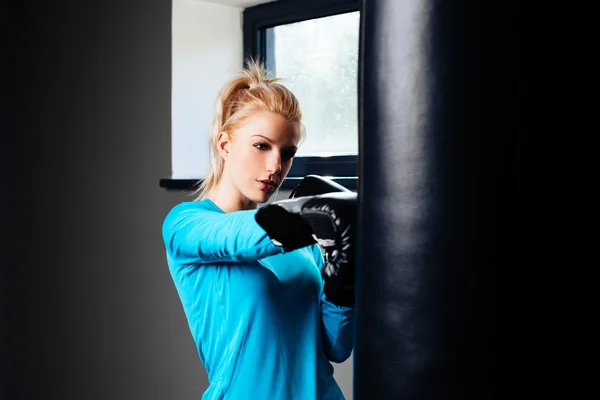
[162,202,285,265]
[312,244,355,363]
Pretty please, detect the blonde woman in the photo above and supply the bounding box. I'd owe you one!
[162,60,355,400]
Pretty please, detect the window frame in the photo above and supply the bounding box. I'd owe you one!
[243,0,361,191]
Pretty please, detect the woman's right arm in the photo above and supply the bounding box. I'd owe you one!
[162,203,284,265]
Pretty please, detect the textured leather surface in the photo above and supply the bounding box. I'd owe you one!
[354,0,519,398]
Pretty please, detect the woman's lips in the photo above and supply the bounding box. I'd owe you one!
[258,180,276,192]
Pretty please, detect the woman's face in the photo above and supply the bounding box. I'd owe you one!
[219,111,301,205]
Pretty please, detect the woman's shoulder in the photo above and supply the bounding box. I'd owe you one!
[163,199,222,226]
[168,199,222,215]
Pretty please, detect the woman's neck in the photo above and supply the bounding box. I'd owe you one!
[208,180,257,213]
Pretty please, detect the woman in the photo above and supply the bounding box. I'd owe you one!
[162,60,354,400]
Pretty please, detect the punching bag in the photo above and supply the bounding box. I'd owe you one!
[355,0,519,398]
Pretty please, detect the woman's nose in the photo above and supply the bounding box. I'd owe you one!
[266,153,281,174]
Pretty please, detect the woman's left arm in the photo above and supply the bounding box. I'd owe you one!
[320,289,355,363]
[312,244,355,363]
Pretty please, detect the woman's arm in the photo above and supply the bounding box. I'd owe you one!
[162,202,284,265]
[311,245,355,363]
[320,290,355,363]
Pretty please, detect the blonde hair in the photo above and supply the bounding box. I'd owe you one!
[194,58,305,200]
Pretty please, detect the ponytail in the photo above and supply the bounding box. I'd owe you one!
[194,58,304,200]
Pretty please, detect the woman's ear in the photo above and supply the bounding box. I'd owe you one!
[217,131,231,160]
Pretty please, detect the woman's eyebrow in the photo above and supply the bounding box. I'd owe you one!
[251,134,272,142]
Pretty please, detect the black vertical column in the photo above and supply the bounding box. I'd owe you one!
[1,2,20,398]
[355,0,520,398]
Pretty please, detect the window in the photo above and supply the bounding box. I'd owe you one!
[244,0,361,190]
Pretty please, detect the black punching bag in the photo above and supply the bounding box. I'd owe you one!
[355,0,519,399]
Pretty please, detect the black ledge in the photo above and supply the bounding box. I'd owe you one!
[159,176,357,191]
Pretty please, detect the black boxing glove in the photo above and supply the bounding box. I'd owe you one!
[255,191,357,307]
[288,175,356,306]
[289,174,351,198]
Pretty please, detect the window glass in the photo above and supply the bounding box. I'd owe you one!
[266,11,360,156]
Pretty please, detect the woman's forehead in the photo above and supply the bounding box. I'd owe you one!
[237,112,300,142]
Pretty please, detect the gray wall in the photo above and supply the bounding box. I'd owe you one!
[2,1,352,398]
[6,0,204,398]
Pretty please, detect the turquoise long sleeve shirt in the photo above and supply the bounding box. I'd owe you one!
[162,199,354,400]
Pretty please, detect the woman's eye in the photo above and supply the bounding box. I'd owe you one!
[254,143,270,151]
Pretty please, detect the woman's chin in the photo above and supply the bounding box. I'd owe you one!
[247,189,274,205]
